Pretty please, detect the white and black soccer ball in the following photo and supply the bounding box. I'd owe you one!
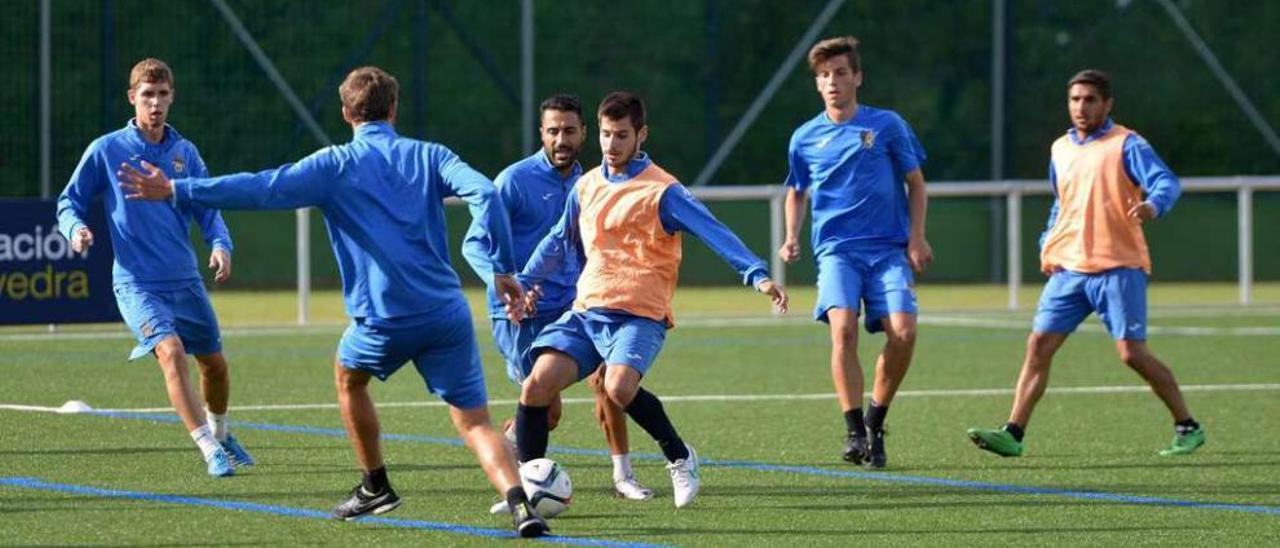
[519,458,572,518]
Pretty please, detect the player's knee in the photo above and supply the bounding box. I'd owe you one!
[604,379,637,408]
[831,324,858,350]
[887,324,917,348]
[334,368,369,394]
[521,377,557,406]
[1119,346,1150,370]
[195,355,227,377]
[1026,333,1058,362]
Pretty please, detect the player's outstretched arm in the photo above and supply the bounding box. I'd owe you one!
[658,184,772,289]
[119,149,339,211]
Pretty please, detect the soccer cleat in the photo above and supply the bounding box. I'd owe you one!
[511,500,550,538]
[613,476,655,500]
[966,427,1024,457]
[205,447,235,477]
[666,444,700,509]
[221,433,255,467]
[1158,426,1206,456]
[865,428,887,469]
[841,433,868,464]
[331,484,402,521]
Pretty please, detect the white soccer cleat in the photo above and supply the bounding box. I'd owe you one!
[666,444,700,508]
[614,476,654,500]
[489,500,511,515]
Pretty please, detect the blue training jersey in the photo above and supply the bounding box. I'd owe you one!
[785,105,926,257]
[462,150,581,320]
[169,121,516,325]
[522,152,769,324]
[1041,118,1182,248]
[56,120,232,289]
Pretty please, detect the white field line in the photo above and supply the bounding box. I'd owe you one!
[4,383,1278,415]
[5,312,1276,342]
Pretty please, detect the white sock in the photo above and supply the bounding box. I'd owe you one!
[190,425,221,460]
[611,454,634,482]
[207,409,229,442]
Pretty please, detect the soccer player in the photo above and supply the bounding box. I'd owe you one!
[779,37,932,468]
[56,58,252,478]
[966,69,1204,458]
[462,94,654,505]
[119,66,549,537]
[513,91,788,509]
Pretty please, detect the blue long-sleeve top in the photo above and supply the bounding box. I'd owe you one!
[462,149,581,319]
[1041,119,1182,248]
[521,153,769,324]
[170,121,515,325]
[56,120,232,289]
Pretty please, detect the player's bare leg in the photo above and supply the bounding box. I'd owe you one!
[194,352,253,466]
[827,308,868,463]
[1009,332,1069,427]
[154,336,232,476]
[862,312,919,468]
[516,351,581,462]
[451,403,549,536]
[1116,339,1205,455]
[591,368,653,500]
[602,365,697,508]
[331,360,401,520]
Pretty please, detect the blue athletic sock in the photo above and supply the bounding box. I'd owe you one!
[515,403,550,463]
[624,388,689,462]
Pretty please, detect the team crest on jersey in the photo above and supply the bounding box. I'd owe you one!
[860,129,875,149]
[172,157,185,174]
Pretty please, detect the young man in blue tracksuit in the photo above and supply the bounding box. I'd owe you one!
[119,66,549,537]
[56,58,251,478]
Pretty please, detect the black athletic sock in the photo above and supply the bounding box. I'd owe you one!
[505,485,530,510]
[362,466,390,493]
[624,388,689,462]
[1175,418,1200,433]
[1002,422,1025,442]
[515,403,550,463]
[865,400,889,434]
[843,408,866,437]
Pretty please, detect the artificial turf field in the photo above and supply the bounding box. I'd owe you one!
[2,285,1278,546]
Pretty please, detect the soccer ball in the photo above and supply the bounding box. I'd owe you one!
[519,458,572,518]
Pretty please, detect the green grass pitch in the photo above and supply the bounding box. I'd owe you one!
[2,285,1279,545]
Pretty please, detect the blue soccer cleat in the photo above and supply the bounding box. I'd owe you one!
[206,447,235,477]
[221,433,255,467]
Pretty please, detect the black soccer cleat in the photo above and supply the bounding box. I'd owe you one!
[866,428,887,469]
[511,500,550,538]
[332,483,402,521]
[841,433,868,464]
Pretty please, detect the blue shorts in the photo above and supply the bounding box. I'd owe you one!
[337,300,487,409]
[1033,268,1148,340]
[814,248,918,333]
[114,282,223,361]
[530,311,667,381]
[492,311,565,385]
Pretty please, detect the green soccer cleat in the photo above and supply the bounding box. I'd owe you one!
[1158,427,1205,456]
[966,427,1024,457]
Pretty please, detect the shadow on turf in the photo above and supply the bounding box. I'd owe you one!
[586,524,1200,538]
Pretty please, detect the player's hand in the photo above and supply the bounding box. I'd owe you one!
[523,284,544,316]
[908,236,934,274]
[70,227,94,253]
[756,279,789,314]
[778,239,801,264]
[495,274,525,324]
[209,248,232,284]
[118,160,174,201]
[1127,201,1157,223]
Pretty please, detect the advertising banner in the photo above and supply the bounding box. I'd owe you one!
[0,199,120,324]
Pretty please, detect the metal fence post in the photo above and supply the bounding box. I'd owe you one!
[1006,187,1021,310]
[1238,185,1253,305]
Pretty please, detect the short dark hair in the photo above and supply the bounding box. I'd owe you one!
[339,66,399,123]
[597,91,645,131]
[808,36,861,73]
[540,93,583,120]
[1067,69,1111,99]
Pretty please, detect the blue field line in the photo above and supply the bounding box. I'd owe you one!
[85,410,1280,517]
[0,476,666,547]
